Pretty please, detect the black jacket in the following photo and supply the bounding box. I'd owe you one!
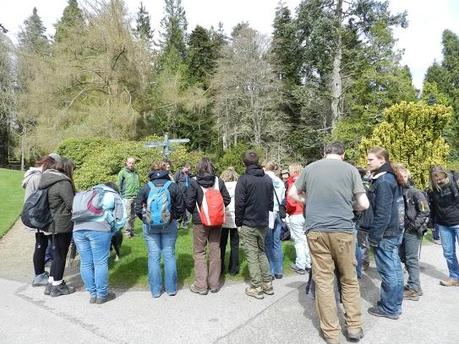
[428,172,459,226]
[185,174,231,225]
[403,184,430,235]
[235,165,274,228]
[38,169,75,234]
[368,164,403,243]
[135,170,185,222]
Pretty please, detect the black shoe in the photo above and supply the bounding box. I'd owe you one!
[96,291,116,304]
[368,306,399,320]
[50,281,76,297]
[274,274,283,279]
[346,328,364,342]
[44,283,52,295]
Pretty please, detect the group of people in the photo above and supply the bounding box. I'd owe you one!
[21,143,459,344]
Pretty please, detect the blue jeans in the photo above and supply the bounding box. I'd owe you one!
[143,222,178,297]
[438,224,459,280]
[373,234,404,315]
[73,230,112,298]
[355,242,363,279]
[265,216,283,275]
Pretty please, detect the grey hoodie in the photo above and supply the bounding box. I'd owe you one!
[22,167,42,201]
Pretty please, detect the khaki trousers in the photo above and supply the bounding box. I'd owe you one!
[192,225,222,290]
[307,231,362,341]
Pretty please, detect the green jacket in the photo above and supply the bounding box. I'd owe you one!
[118,167,140,198]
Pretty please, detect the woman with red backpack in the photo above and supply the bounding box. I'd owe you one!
[185,157,231,295]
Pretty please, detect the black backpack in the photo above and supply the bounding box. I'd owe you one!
[21,187,53,231]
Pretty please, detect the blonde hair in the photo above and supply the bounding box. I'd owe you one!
[288,163,302,176]
[150,161,168,171]
[220,166,239,182]
[263,160,278,172]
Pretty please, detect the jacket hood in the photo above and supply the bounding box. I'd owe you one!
[196,173,217,188]
[22,167,42,188]
[265,170,283,188]
[373,163,395,180]
[148,170,171,181]
[38,169,72,189]
[246,165,265,177]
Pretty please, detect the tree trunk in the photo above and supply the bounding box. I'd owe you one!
[330,0,343,130]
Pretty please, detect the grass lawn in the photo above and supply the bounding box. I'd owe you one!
[109,222,296,289]
[0,168,25,238]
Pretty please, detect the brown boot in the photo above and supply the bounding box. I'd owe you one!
[439,279,459,287]
[261,282,274,295]
[403,288,420,301]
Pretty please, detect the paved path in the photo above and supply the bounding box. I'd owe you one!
[1,221,458,344]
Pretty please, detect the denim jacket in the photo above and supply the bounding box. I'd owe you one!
[368,170,403,244]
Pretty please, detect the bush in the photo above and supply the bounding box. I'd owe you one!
[214,143,266,175]
[57,137,203,190]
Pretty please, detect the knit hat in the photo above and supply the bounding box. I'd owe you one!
[49,153,62,162]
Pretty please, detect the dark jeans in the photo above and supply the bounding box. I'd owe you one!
[373,234,404,316]
[220,227,240,274]
[50,232,73,281]
[399,230,422,292]
[33,232,49,275]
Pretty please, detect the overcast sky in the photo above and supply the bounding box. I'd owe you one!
[1,0,459,89]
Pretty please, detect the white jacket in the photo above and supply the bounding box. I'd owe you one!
[223,181,237,228]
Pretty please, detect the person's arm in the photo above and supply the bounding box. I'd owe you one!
[354,192,369,211]
[184,180,198,213]
[135,184,148,220]
[288,184,306,205]
[368,181,393,245]
[219,179,231,207]
[235,178,246,227]
[170,183,185,220]
[117,170,125,196]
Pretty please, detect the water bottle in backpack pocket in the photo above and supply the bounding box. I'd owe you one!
[144,181,172,230]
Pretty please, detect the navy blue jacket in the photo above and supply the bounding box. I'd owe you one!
[368,165,403,244]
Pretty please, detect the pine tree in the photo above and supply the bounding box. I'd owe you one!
[425,30,459,157]
[18,7,49,54]
[187,25,223,88]
[159,0,187,69]
[134,2,153,44]
[54,0,85,43]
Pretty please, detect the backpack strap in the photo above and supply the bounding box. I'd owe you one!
[213,177,219,191]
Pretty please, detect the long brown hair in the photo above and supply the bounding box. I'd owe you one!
[35,155,57,171]
[430,165,449,190]
[196,157,214,176]
[368,147,404,186]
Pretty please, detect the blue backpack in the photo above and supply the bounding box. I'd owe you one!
[145,181,172,228]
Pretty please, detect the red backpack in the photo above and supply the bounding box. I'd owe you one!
[197,177,225,227]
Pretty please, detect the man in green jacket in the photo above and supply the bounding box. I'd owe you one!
[118,157,140,238]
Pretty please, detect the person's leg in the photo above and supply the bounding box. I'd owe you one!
[33,231,48,275]
[208,227,222,290]
[50,232,73,282]
[49,232,74,296]
[89,231,112,299]
[124,198,136,237]
[307,231,341,342]
[73,231,96,298]
[44,237,53,265]
[220,227,230,274]
[240,226,262,288]
[256,227,272,284]
[264,226,275,275]
[143,225,163,297]
[192,225,210,291]
[439,225,459,281]
[329,232,363,335]
[289,214,309,270]
[162,223,178,296]
[373,235,404,316]
[228,228,240,274]
[403,231,422,293]
[272,217,284,275]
